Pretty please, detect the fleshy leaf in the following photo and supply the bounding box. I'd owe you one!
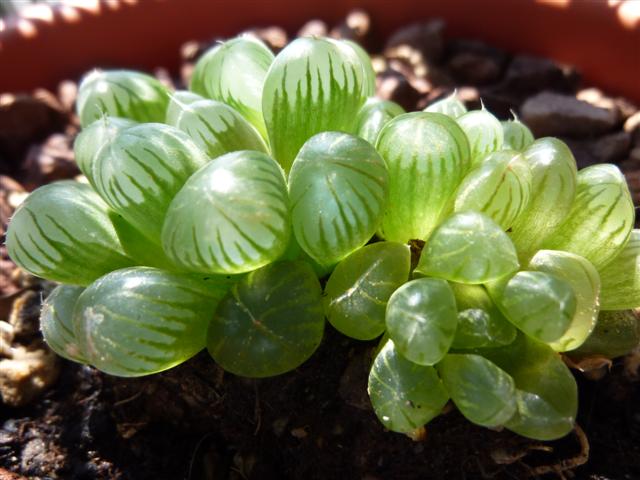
[40,285,87,363]
[368,340,449,434]
[207,261,325,377]
[415,212,519,284]
[572,310,640,358]
[76,69,169,127]
[354,97,405,145]
[454,150,532,230]
[599,230,640,310]
[190,36,274,138]
[166,91,268,159]
[6,181,133,286]
[509,138,577,260]
[528,250,600,351]
[262,37,368,172]
[543,164,635,271]
[438,353,517,427]
[344,40,376,97]
[501,118,534,151]
[92,123,208,243]
[324,242,411,340]
[424,92,467,118]
[385,278,458,365]
[456,108,503,166]
[289,132,388,267]
[73,267,232,377]
[162,150,290,274]
[376,112,471,242]
[165,90,202,124]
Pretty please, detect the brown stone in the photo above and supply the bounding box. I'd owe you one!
[502,55,579,95]
[376,70,422,111]
[0,345,59,407]
[22,133,79,188]
[330,10,371,44]
[298,19,328,38]
[384,20,445,64]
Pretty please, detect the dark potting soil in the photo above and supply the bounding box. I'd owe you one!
[2,9,640,480]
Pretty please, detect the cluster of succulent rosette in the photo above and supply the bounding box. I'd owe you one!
[6,35,639,441]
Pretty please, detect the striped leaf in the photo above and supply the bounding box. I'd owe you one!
[262,37,368,172]
[424,92,467,118]
[354,97,405,145]
[162,150,290,274]
[456,108,503,166]
[324,242,411,340]
[190,36,274,138]
[368,340,449,434]
[454,150,532,230]
[6,181,133,286]
[501,118,534,151]
[92,123,208,243]
[385,278,458,366]
[76,69,169,127]
[73,267,232,377]
[165,90,202,125]
[207,261,325,377]
[598,230,640,310]
[40,285,87,363]
[376,112,471,242]
[415,212,519,284]
[438,354,517,428]
[343,40,376,97]
[543,164,635,271]
[528,250,600,351]
[509,138,578,261]
[166,92,268,159]
[573,310,640,358]
[289,132,388,267]
[483,334,577,440]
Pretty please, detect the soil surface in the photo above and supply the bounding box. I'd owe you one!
[2,9,640,480]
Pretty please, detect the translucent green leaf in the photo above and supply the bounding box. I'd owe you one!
[415,212,519,284]
[207,261,324,377]
[456,109,503,166]
[354,97,405,145]
[544,164,635,271]
[40,285,87,363]
[73,267,232,377]
[528,250,600,351]
[483,334,577,440]
[494,271,576,343]
[166,91,267,159]
[385,278,458,365]
[424,92,467,118]
[324,242,411,340]
[449,283,516,349]
[262,37,368,172]
[599,230,640,310]
[278,234,333,279]
[162,150,290,274]
[77,69,169,127]
[190,36,274,138]
[289,132,388,267]
[343,40,376,97]
[454,150,532,230]
[165,90,202,124]
[6,181,133,286]
[501,118,534,151]
[368,340,449,434]
[573,310,640,358]
[438,354,517,427]
[509,138,577,260]
[92,123,208,243]
[376,112,471,242]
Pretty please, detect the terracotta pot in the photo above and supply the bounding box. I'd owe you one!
[0,0,638,101]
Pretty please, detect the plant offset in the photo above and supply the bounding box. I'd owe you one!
[6,35,639,441]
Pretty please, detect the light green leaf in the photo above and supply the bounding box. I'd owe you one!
[376,112,471,242]
[456,108,503,166]
[77,69,169,127]
[354,97,405,145]
[207,261,325,377]
[415,212,519,284]
[573,310,640,358]
[501,118,534,151]
[438,353,517,427]
[368,340,449,434]
[599,230,640,310]
[73,267,232,377]
[40,285,87,363]
[6,181,133,286]
[454,150,532,230]
[324,242,411,340]
[544,164,635,271]
[528,250,600,351]
[262,37,368,172]
[424,92,467,118]
[190,36,274,138]
[289,132,388,267]
[165,90,202,125]
[385,278,458,365]
[343,40,376,97]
